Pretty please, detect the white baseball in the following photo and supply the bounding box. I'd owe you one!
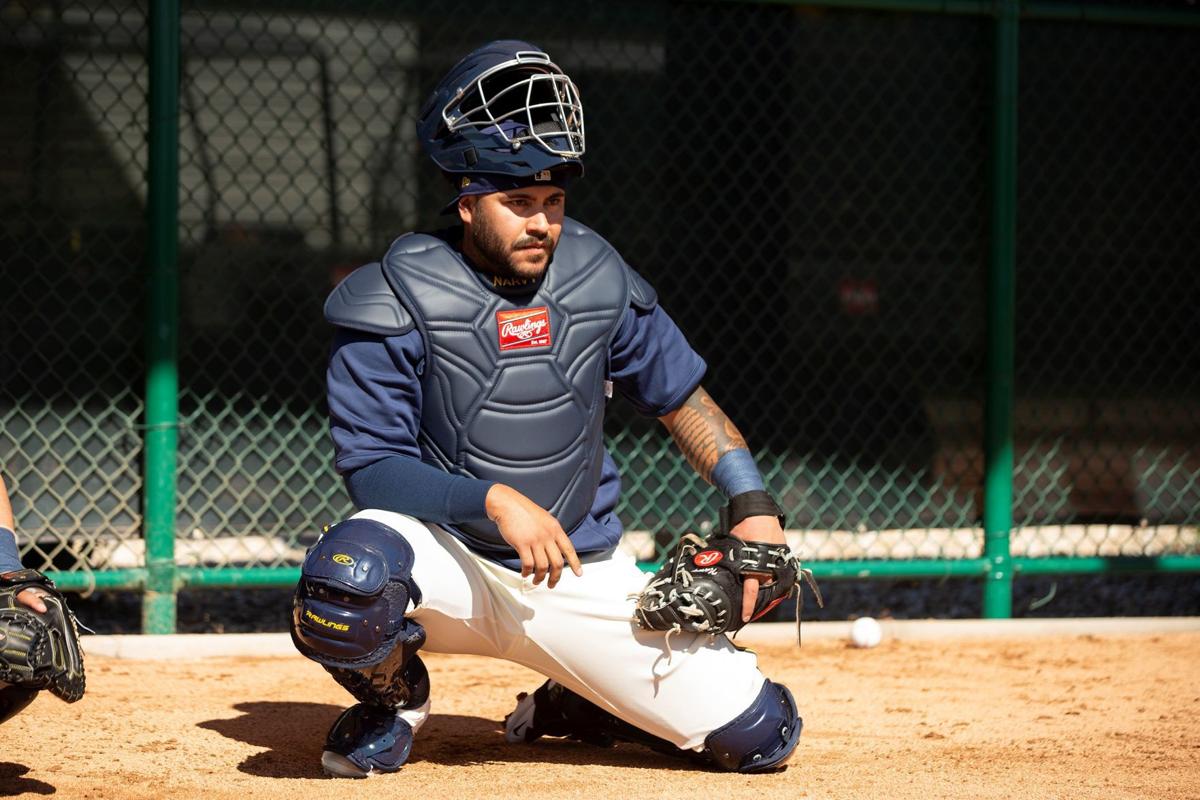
[849,616,883,648]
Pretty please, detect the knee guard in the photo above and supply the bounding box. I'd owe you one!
[291,518,423,669]
[705,681,802,773]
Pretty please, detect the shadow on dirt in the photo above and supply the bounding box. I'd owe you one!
[0,762,55,796]
[199,701,700,778]
[198,701,341,778]
[411,713,699,771]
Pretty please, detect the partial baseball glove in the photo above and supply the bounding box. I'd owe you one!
[0,569,86,702]
[634,533,822,641]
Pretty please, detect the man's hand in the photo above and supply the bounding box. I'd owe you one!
[15,587,47,613]
[729,514,787,623]
[486,484,583,589]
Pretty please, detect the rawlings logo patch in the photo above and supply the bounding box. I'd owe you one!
[694,550,723,568]
[331,553,355,567]
[497,307,551,351]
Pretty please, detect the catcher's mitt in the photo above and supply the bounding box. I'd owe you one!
[0,569,86,702]
[634,534,822,641]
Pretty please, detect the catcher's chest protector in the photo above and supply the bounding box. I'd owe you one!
[381,220,631,543]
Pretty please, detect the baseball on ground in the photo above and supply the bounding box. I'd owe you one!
[849,616,883,648]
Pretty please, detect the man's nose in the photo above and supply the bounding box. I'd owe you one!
[527,211,550,235]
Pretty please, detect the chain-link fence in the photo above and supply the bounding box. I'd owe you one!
[1,0,1197,630]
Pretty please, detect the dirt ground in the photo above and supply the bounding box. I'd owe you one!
[3,633,1198,800]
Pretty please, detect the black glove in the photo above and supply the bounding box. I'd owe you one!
[634,533,822,638]
[0,569,86,703]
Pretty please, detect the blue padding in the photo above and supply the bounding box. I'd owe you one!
[302,537,388,596]
[291,518,421,668]
[705,681,803,772]
[324,262,415,336]
[324,703,415,774]
[297,596,390,658]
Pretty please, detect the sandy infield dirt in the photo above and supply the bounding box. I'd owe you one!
[2,632,1197,800]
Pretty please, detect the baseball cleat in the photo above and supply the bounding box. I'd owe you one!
[322,702,415,778]
[503,680,615,747]
[503,688,540,743]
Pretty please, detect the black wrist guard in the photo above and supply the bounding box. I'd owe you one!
[0,568,52,589]
[718,490,785,535]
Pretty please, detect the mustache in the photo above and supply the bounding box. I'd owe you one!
[513,233,549,249]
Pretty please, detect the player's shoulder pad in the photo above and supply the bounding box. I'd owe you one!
[560,217,658,312]
[324,261,415,336]
[622,262,658,311]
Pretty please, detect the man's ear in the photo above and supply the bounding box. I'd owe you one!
[457,195,475,226]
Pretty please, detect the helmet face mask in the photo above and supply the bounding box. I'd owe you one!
[443,51,585,159]
[418,41,586,179]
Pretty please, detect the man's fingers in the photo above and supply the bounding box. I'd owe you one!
[17,588,47,614]
[546,544,565,589]
[741,577,760,622]
[516,545,534,579]
[559,532,583,577]
[531,546,549,585]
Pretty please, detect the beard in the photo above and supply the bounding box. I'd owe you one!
[468,211,554,281]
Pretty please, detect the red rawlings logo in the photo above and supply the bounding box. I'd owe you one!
[496,307,551,351]
[693,550,723,568]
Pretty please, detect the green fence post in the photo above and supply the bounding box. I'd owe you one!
[143,0,181,635]
[982,0,1018,618]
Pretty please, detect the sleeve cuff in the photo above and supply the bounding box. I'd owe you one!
[647,360,707,418]
[444,477,495,524]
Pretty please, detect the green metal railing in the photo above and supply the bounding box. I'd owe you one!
[1,0,1196,633]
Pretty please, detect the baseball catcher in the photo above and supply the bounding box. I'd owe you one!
[295,39,824,778]
[0,569,87,721]
[1,475,86,724]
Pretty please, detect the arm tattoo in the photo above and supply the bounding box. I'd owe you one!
[663,386,748,484]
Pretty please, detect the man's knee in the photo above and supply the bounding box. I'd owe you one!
[291,517,423,669]
[705,681,802,772]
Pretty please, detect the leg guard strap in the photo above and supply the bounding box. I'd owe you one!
[326,626,430,711]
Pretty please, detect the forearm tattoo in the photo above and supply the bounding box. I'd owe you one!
[665,387,748,484]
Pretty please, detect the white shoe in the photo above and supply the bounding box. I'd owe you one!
[504,688,540,743]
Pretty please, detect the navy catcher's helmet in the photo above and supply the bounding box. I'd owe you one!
[417,40,585,181]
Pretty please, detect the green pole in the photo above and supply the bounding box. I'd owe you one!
[143,0,181,635]
[982,0,1018,619]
